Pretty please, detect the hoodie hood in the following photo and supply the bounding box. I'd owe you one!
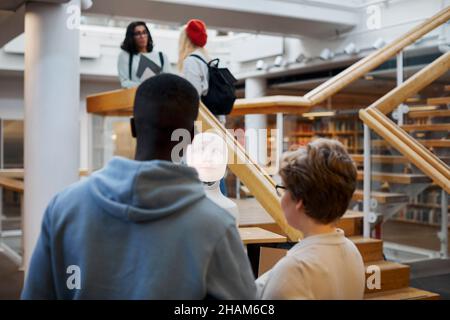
[90,157,206,222]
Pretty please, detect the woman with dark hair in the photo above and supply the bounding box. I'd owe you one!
[118,21,172,88]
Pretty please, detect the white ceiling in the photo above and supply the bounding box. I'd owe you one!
[85,0,359,38]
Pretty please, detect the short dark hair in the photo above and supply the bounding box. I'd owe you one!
[121,21,154,54]
[133,73,199,136]
[279,138,357,224]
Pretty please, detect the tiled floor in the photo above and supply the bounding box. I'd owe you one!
[1,219,449,300]
[0,252,23,300]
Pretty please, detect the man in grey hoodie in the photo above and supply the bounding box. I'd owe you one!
[21,74,257,299]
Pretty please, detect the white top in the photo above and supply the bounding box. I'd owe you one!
[256,228,366,300]
[117,49,172,88]
[182,50,209,97]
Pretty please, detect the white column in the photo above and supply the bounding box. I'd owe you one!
[245,78,267,166]
[23,1,80,270]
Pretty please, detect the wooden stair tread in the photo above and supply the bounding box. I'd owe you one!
[353,190,409,204]
[372,139,450,148]
[364,260,410,293]
[407,109,450,118]
[427,96,450,105]
[364,287,439,300]
[239,227,287,245]
[351,154,450,164]
[401,123,450,131]
[356,171,431,184]
[349,237,384,262]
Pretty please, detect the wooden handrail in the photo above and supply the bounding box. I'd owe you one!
[359,52,450,193]
[198,104,302,241]
[304,6,450,105]
[0,176,24,193]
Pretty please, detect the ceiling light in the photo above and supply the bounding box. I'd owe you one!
[296,53,306,63]
[319,48,334,60]
[256,60,265,71]
[81,0,93,10]
[372,38,386,49]
[274,55,284,67]
[344,42,360,55]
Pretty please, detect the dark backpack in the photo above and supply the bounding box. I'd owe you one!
[190,54,237,115]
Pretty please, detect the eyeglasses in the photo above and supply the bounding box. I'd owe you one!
[133,31,148,37]
[275,184,287,197]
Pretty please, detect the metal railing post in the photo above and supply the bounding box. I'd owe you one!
[396,51,405,126]
[276,113,284,172]
[363,124,372,238]
[439,189,448,259]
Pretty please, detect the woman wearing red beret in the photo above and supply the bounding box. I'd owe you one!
[178,19,210,98]
[178,19,228,195]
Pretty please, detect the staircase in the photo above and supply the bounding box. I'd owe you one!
[236,198,439,300]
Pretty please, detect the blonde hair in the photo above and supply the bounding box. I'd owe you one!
[177,27,209,71]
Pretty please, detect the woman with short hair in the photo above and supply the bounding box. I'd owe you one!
[256,138,366,300]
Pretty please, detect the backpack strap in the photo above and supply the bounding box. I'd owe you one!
[189,54,208,65]
[159,52,164,70]
[128,53,134,79]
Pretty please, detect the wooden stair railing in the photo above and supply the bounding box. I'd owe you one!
[359,51,450,194]
[86,6,450,241]
[198,104,302,241]
[230,6,450,115]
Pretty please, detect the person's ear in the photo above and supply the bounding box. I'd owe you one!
[130,117,137,138]
[189,125,195,141]
[295,199,304,212]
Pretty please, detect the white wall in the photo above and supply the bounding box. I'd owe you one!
[0,74,119,169]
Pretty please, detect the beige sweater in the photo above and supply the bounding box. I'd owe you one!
[256,228,366,300]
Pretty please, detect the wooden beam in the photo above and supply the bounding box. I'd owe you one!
[401,124,450,132]
[0,169,90,179]
[352,189,409,204]
[0,176,24,193]
[407,109,450,118]
[356,171,431,184]
[427,96,450,105]
[87,87,135,116]
[371,139,450,148]
[351,154,450,165]
[239,227,287,245]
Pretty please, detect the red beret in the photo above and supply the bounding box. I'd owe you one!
[186,19,207,47]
